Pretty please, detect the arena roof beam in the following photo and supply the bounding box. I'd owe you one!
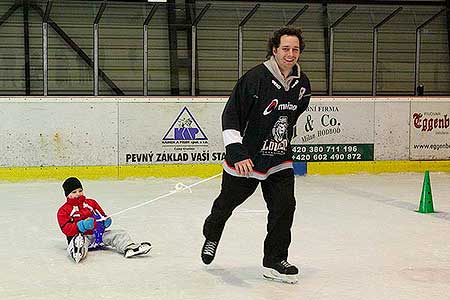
[0,2,20,27]
[322,2,330,97]
[31,3,124,96]
[286,5,309,26]
[414,8,448,95]
[205,0,444,5]
[447,0,450,58]
[93,0,107,96]
[167,0,180,95]
[42,0,53,96]
[23,0,31,95]
[328,6,356,96]
[143,3,160,96]
[191,3,211,96]
[238,4,260,79]
[372,7,402,96]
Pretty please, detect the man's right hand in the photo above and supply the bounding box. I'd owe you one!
[234,159,254,176]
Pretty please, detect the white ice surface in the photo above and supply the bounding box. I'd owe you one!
[1,172,450,300]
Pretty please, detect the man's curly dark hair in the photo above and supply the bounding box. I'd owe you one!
[266,27,305,59]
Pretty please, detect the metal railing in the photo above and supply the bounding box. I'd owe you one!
[0,0,448,96]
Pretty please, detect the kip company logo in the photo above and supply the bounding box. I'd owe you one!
[162,106,208,146]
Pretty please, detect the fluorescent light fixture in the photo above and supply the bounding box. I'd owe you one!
[148,0,167,2]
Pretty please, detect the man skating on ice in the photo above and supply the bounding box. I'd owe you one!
[201,27,311,284]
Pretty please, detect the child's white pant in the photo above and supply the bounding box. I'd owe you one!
[85,229,136,254]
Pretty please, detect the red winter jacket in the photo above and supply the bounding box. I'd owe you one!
[57,195,106,241]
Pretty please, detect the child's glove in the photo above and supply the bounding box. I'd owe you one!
[77,217,95,233]
[104,217,112,228]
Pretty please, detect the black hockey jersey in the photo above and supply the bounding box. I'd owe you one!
[222,56,311,180]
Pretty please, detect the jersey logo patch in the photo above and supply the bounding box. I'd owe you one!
[271,79,281,89]
[298,87,306,100]
[272,116,289,143]
[263,99,278,116]
[260,116,289,155]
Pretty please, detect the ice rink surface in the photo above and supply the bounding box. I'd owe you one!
[1,172,450,300]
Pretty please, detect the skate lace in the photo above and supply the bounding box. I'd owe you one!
[203,241,218,256]
[280,260,292,268]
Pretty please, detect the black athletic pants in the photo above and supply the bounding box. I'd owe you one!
[203,168,296,266]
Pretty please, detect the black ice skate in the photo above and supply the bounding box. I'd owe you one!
[201,239,218,265]
[263,260,299,284]
[124,242,152,258]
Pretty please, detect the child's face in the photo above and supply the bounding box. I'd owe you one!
[68,188,84,199]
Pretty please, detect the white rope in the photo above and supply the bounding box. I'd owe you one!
[99,172,222,221]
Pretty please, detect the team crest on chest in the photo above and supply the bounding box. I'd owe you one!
[260,116,289,155]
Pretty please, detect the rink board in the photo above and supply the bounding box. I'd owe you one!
[0,96,449,180]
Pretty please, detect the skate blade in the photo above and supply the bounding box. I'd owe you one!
[125,243,152,258]
[71,235,86,263]
[73,254,82,263]
[263,268,298,284]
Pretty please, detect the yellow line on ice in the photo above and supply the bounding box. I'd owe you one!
[0,164,223,182]
[0,161,449,182]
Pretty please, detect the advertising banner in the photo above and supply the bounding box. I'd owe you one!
[410,100,450,160]
[119,102,226,165]
[291,99,375,162]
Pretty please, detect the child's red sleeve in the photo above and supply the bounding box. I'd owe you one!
[57,206,79,237]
